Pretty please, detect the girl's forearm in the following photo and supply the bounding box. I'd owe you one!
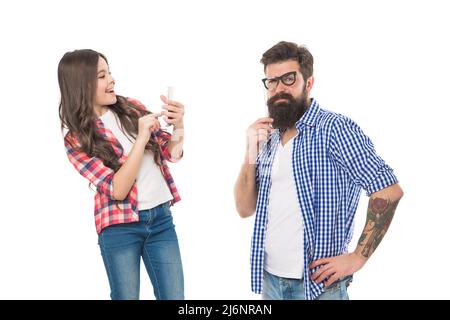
[112,138,147,200]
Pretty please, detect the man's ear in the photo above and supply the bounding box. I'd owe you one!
[306,76,314,92]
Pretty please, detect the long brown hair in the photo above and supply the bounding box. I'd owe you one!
[58,49,162,171]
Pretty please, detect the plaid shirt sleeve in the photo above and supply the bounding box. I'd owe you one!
[153,130,183,163]
[329,116,398,195]
[127,97,182,163]
[64,133,116,200]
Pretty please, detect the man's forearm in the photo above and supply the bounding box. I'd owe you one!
[356,184,403,258]
[234,162,257,218]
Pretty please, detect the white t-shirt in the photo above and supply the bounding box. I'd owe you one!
[100,110,173,210]
[264,137,304,279]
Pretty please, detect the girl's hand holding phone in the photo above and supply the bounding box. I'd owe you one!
[160,93,185,128]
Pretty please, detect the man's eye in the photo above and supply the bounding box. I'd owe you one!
[284,75,295,82]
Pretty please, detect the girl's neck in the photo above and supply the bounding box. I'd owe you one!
[94,105,108,117]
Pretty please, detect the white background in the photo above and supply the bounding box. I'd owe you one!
[1,0,449,299]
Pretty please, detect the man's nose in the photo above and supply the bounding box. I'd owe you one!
[274,81,288,94]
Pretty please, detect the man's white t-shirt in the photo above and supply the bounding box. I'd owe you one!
[264,137,304,279]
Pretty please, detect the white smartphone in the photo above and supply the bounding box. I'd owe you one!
[167,86,174,101]
[165,86,174,127]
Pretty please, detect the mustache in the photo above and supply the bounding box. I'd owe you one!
[267,92,296,106]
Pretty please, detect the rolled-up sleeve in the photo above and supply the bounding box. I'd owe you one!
[329,117,398,196]
[64,134,116,199]
[154,130,183,163]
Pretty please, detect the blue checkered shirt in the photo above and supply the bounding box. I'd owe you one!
[251,98,398,300]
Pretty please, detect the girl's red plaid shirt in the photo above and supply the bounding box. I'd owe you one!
[64,98,181,234]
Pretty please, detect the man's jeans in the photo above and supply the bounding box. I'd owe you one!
[98,202,184,300]
[262,270,352,300]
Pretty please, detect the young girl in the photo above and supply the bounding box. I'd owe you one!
[58,49,185,300]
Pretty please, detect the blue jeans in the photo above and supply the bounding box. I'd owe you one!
[262,270,351,300]
[98,202,184,300]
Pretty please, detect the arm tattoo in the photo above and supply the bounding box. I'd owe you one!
[357,196,400,258]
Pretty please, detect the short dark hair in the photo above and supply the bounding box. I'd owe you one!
[260,41,314,82]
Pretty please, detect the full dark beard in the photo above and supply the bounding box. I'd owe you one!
[267,92,310,131]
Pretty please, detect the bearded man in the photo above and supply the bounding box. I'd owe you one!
[234,41,403,300]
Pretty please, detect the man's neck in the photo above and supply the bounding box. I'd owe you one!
[280,127,298,146]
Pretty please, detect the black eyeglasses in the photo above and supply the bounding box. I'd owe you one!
[262,71,297,90]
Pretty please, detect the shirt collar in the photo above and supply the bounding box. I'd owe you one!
[295,97,320,130]
[95,117,104,128]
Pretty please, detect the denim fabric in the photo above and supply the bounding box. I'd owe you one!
[98,202,184,300]
[262,270,351,300]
